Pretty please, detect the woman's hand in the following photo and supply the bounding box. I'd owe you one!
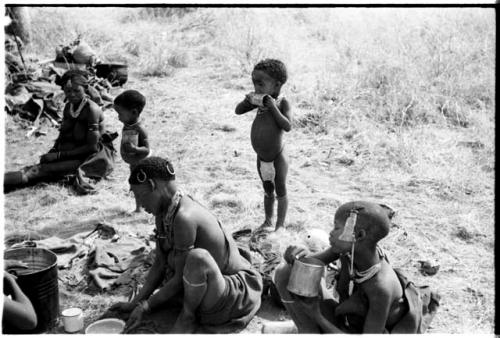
[109,301,136,314]
[284,245,310,265]
[123,304,145,333]
[40,152,59,163]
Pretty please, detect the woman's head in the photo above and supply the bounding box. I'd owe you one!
[129,157,176,215]
[60,70,90,104]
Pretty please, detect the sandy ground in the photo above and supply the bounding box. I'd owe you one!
[3,59,495,333]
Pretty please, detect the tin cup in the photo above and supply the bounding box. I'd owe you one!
[61,307,84,333]
[248,93,267,107]
[287,257,325,297]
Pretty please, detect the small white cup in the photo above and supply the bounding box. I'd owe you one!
[61,307,84,333]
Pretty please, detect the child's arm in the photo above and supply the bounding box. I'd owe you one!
[235,94,256,115]
[264,97,292,131]
[362,284,393,333]
[124,125,150,157]
[3,273,37,330]
[311,247,340,264]
[284,245,339,265]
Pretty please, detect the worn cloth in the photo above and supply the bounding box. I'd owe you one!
[199,267,262,332]
[390,268,440,333]
[197,221,262,332]
[258,160,276,183]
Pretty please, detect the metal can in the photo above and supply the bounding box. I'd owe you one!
[248,93,266,107]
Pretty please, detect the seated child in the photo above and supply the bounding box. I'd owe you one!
[274,201,440,333]
[235,59,292,231]
[3,271,37,332]
[114,90,150,212]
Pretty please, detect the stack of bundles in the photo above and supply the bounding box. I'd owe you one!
[55,38,97,67]
[55,37,128,87]
[4,36,125,134]
[5,68,114,128]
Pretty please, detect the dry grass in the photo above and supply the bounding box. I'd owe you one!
[3,7,495,334]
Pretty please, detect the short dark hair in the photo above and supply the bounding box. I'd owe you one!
[57,69,90,88]
[129,156,175,185]
[114,90,146,114]
[253,59,288,84]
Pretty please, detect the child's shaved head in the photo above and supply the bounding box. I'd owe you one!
[253,59,288,84]
[335,201,394,243]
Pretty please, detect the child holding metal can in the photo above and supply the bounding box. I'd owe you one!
[273,201,440,334]
[235,59,292,231]
[114,90,151,213]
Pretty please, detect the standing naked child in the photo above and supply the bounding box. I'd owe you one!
[114,90,150,212]
[235,59,292,231]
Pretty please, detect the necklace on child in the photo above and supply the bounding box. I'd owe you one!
[125,120,140,128]
[68,96,88,118]
[348,245,385,295]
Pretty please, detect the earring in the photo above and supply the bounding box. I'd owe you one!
[166,162,175,176]
[137,169,147,183]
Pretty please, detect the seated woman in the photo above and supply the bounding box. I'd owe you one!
[4,70,109,192]
[274,201,439,334]
[110,157,262,333]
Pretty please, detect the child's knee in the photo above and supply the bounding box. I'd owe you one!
[273,263,292,291]
[263,181,275,195]
[185,248,212,271]
[275,184,287,198]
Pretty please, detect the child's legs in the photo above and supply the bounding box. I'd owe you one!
[24,160,82,183]
[274,150,288,229]
[257,157,275,225]
[273,263,321,333]
[129,164,141,211]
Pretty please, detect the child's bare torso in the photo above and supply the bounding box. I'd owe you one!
[251,107,284,162]
[335,260,406,331]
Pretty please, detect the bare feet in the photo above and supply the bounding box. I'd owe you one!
[258,220,274,231]
[274,225,286,233]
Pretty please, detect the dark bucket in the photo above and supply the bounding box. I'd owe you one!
[4,247,59,333]
[95,63,128,86]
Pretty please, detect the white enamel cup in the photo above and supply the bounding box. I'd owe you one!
[61,307,84,333]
